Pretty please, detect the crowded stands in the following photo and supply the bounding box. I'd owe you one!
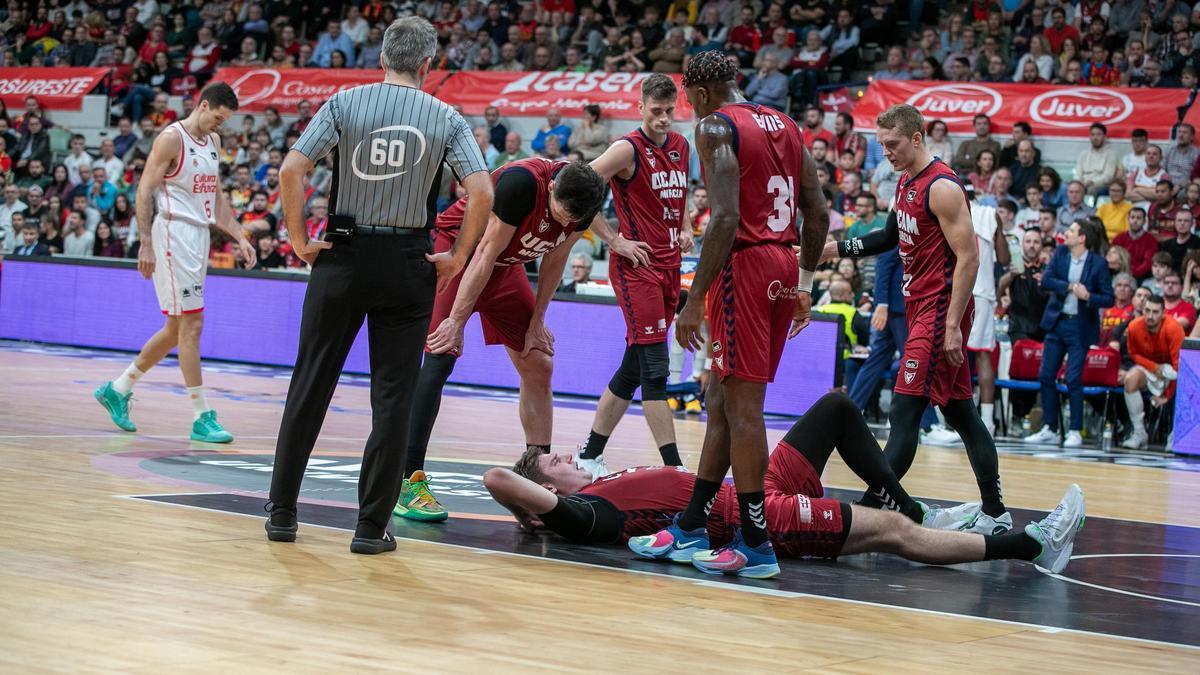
[0,0,1197,451]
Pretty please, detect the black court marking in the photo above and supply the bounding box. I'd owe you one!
[132,491,1200,649]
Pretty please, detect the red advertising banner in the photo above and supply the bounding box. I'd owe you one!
[0,67,109,110]
[211,68,452,113]
[433,70,694,120]
[852,80,1186,140]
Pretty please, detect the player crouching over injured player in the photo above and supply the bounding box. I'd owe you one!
[484,393,1084,576]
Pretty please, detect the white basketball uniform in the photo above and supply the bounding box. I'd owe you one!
[152,122,219,315]
[968,204,998,351]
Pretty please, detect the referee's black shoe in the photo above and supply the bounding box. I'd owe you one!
[264,502,298,542]
[350,532,397,555]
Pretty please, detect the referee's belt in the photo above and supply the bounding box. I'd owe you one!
[354,224,431,238]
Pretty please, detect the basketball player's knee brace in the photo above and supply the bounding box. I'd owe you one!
[607,347,641,400]
[422,352,458,387]
[637,342,670,401]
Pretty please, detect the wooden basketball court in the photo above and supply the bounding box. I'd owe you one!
[2,341,1198,672]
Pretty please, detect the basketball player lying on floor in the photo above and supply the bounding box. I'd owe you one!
[483,393,1084,576]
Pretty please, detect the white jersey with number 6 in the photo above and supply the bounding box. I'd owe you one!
[155,122,219,227]
[151,123,220,316]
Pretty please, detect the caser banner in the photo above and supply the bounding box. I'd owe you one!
[853,80,1186,140]
[210,68,452,113]
[415,70,694,120]
[0,67,109,110]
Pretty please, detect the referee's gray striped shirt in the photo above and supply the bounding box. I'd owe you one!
[292,82,487,229]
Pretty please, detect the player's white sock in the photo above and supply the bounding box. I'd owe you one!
[188,386,211,420]
[112,364,144,395]
[1124,390,1144,428]
[980,403,994,428]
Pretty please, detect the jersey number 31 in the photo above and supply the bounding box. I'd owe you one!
[766,175,796,232]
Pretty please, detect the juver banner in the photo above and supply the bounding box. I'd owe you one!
[0,67,109,110]
[853,80,1186,140]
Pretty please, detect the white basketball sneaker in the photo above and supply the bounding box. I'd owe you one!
[922,424,963,447]
[1023,425,1059,445]
[961,510,1013,535]
[1063,431,1083,448]
[921,501,981,530]
[1026,484,1086,574]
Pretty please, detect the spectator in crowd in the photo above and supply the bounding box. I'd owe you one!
[874,46,911,80]
[1026,221,1114,448]
[86,168,117,214]
[494,41,525,71]
[1160,208,1200,272]
[1142,251,1175,295]
[1038,167,1067,210]
[834,172,863,216]
[125,118,159,165]
[999,121,1040,171]
[1010,139,1043,200]
[531,108,571,156]
[1015,185,1046,230]
[1148,180,1183,239]
[975,167,1013,209]
[63,134,95,181]
[92,220,124,258]
[12,220,49,256]
[1015,34,1055,81]
[558,254,592,293]
[846,194,885,239]
[833,112,865,171]
[1107,246,1132,276]
[1098,181,1133,243]
[952,114,1001,175]
[239,191,277,236]
[1057,182,1095,230]
[540,133,564,160]
[1165,124,1200,190]
[312,19,355,68]
[493,131,526,170]
[790,29,829,105]
[146,92,178,129]
[0,183,27,234]
[571,105,609,161]
[809,138,836,181]
[473,126,499,168]
[746,54,788,110]
[1075,123,1120,196]
[1185,251,1200,306]
[686,186,709,252]
[816,279,867,390]
[923,120,953,163]
[14,115,51,177]
[967,149,997,196]
[800,106,834,151]
[1162,271,1197,332]
[1101,272,1138,345]
[755,26,794,70]
[70,194,101,232]
[482,107,507,153]
[254,231,287,270]
[62,209,94,257]
[870,157,901,209]
[1121,295,1184,449]
[827,8,860,74]
[110,117,138,160]
[16,159,50,197]
[95,140,124,183]
[649,27,687,72]
[288,99,314,138]
[1128,145,1168,208]
[726,5,761,67]
[1124,129,1150,177]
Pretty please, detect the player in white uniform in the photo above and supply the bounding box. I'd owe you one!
[967,203,1009,436]
[95,83,255,442]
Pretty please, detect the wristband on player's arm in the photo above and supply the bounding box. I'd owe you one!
[798,268,815,294]
[837,210,899,258]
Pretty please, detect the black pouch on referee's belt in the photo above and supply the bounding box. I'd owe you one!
[324,214,356,244]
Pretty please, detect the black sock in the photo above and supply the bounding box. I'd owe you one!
[978,477,1006,518]
[858,491,884,509]
[737,491,769,548]
[677,476,721,531]
[658,442,681,466]
[579,431,608,459]
[527,443,551,454]
[941,398,1006,517]
[984,532,1042,561]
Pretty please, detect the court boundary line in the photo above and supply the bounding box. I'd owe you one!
[119,491,1200,654]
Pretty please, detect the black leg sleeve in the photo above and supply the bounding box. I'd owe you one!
[940,398,1006,517]
[405,352,458,476]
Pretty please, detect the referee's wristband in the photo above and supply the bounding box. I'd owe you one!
[798,268,815,294]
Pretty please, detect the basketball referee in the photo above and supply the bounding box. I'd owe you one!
[265,17,494,554]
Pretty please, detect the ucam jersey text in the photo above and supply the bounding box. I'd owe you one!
[650,169,687,200]
[499,230,569,266]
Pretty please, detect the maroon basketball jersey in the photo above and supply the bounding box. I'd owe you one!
[611,129,690,269]
[578,466,696,541]
[894,158,970,302]
[436,157,583,267]
[705,102,803,249]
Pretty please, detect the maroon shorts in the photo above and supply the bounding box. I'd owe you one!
[611,256,680,345]
[427,228,534,356]
[706,243,798,383]
[895,293,974,406]
[711,440,846,559]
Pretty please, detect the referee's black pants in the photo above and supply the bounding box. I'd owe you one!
[269,232,435,539]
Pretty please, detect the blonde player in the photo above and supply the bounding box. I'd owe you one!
[95,83,255,442]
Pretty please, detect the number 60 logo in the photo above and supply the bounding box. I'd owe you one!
[351,125,428,181]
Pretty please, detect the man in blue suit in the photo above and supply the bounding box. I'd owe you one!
[848,246,937,430]
[1025,221,1114,448]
